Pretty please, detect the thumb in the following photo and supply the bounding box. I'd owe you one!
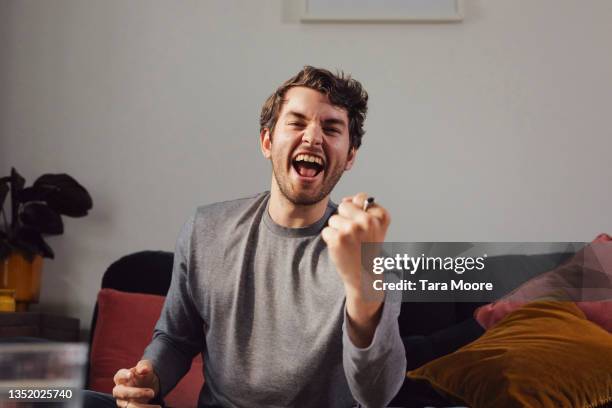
[135,360,152,375]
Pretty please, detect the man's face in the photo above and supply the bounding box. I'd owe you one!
[261,87,356,205]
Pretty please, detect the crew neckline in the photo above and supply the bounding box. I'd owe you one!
[262,193,337,238]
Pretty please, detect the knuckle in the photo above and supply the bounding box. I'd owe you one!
[358,213,372,227]
[322,228,336,245]
[346,222,360,235]
[353,192,368,204]
[327,238,339,249]
[380,209,391,225]
[338,228,354,243]
[115,368,129,380]
[355,218,368,232]
[336,234,348,245]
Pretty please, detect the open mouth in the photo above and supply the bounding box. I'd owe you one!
[292,153,325,178]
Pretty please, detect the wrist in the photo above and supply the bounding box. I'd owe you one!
[149,373,163,404]
[345,295,383,348]
[343,274,384,306]
[147,367,161,400]
[345,291,382,324]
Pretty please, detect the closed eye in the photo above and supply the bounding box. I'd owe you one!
[324,127,340,134]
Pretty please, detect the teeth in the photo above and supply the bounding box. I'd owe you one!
[295,154,323,166]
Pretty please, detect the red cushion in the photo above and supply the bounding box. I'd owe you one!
[475,234,612,332]
[89,288,204,408]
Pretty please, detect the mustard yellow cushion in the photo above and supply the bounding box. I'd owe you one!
[408,301,612,408]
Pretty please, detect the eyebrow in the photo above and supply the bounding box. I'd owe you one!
[286,111,308,121]
[285,111,347,128]
[322,117,347,128]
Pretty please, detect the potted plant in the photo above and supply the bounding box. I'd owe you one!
[0,167,92,311]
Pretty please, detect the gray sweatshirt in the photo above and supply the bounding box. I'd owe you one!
[143,192,406,408]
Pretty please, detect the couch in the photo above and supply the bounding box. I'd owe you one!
[88,250,595,408]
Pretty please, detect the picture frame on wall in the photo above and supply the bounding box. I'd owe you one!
[300,0,464,23]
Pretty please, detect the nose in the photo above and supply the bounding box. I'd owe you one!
[302,124,323,146]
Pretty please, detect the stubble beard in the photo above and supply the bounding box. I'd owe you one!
[271,156,345,206]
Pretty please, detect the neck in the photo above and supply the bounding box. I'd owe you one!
[268,178,329,228]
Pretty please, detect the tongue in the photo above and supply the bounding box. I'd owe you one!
[296,163,317,178]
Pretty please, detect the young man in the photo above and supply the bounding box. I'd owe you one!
[86,66,406,407]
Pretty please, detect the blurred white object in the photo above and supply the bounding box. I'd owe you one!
[0,343,87,408]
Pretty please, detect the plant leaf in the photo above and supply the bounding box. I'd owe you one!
[33,174,93,217]
[10,168,25,192]
[19,202,64,235]
[17,186,52,203]
[9,168,26,227]
[0,180,8,213]
[13,227,54,259]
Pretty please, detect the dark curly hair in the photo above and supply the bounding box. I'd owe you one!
[259,66,368,150]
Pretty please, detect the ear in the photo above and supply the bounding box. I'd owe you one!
[260,128,272,159]
[344,147,357,171]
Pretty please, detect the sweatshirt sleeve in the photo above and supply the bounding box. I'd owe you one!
[342,290,406,408]
[142,214,204,397]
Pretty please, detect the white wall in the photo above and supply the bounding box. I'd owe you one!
[1,0,611,330]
